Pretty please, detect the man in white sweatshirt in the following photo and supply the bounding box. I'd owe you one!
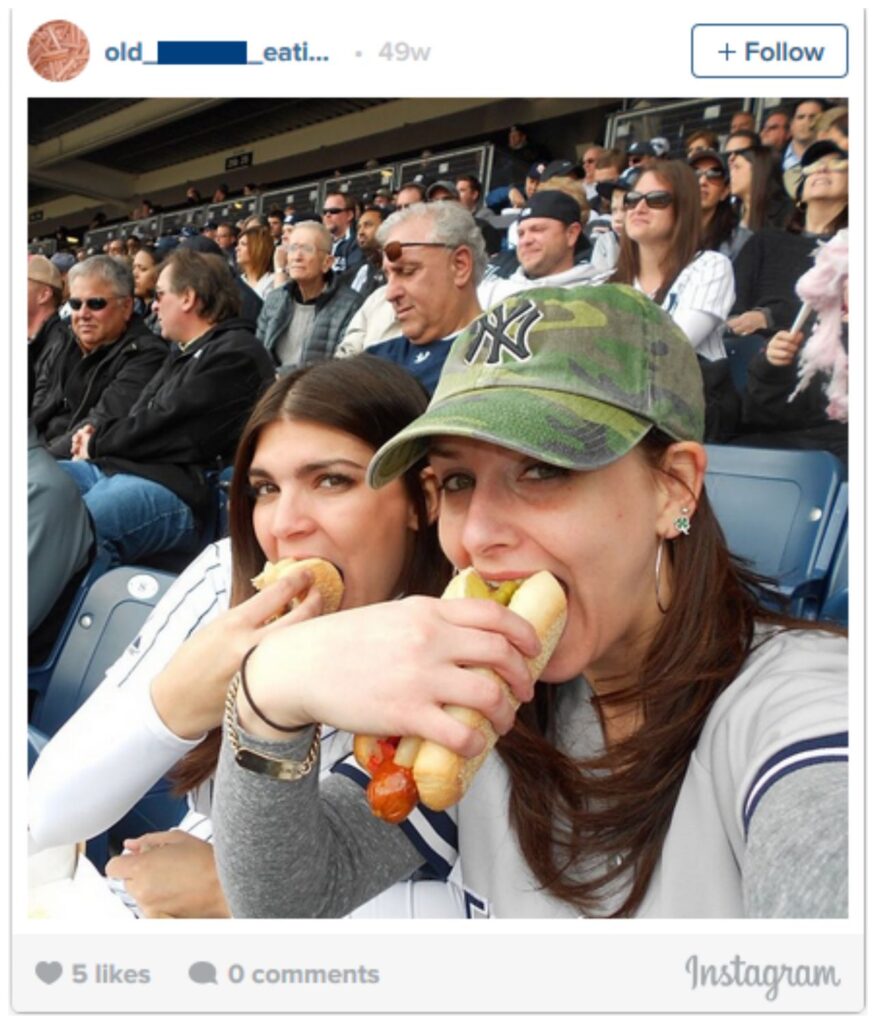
[477,189,609,309]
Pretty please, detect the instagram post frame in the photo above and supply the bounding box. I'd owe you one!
[11,5,866,1015]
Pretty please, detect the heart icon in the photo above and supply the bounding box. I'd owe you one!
[35,961,63,985]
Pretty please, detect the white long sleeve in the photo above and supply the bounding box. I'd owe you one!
[662,250,735,361]
[28,541,232,851]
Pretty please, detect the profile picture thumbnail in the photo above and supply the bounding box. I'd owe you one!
[28,20,90,82]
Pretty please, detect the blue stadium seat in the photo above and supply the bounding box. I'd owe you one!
[28,564,187,869]
[29,547,113,704]
[705,446,846,618]
[818,484,848,626]
[29,565,177,737]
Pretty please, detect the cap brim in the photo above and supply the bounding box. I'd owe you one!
[368,386,651,488]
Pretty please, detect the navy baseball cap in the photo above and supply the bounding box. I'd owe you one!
[627,141,657,158]
[518,190,581,225]
[540,159,584,181]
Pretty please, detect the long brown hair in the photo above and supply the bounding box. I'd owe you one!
[737,145,792,231]
[497,430,843,917]
[612,160,703,305]
[239,225,274,280]
[172,356,451,793]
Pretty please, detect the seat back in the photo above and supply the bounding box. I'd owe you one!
[28,548,112,702]
[705,446,846,616]
[818,484,849,626]
[29,566,177,737]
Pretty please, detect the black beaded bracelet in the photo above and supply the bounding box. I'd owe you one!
[237,645,303,733]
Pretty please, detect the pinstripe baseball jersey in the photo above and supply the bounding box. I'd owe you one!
[637,250,735,362]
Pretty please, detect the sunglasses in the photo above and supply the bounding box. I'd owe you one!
[382,241,456,262]
[623,190,674,210]
[723,147,754,162]
[69,296,121,311]
[694,168,726,182]
[322,207,347,215]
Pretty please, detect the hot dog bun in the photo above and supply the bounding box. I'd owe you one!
[251,557,344,614]
[413,569,566,810]
[354,568,567,818]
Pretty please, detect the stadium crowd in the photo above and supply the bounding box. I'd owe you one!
[27,99,849,921]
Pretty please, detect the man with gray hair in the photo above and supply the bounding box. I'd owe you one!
[257,220,362,371]
[366,202,484,394]
[31,255,166,459]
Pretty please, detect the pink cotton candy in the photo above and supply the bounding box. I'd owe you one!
[790,229,848,422]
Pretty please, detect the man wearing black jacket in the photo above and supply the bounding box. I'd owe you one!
[59,249,275,564]
[31,255,167,457]
[27,256,71,411]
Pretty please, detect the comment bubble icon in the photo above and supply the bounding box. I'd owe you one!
[189,961,218,985]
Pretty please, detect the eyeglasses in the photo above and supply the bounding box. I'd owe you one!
[322,207,347,215]
[287,242,330,256]
[69,296,122,311]
[723,147,754,162]
[623,190,674,210]
[693,168,726,182]
[382,241,456,262]
[801,158,848,176]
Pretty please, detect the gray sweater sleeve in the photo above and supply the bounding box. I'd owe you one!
[213,719,425,918]
[743,761,847,918]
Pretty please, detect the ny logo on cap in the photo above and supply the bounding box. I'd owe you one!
[464,300,543,366]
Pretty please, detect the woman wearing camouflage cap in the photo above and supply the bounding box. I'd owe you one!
[214,284,846,919]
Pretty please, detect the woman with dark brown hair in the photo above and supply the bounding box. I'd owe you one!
[725,138,793,232]
[29,356,453,918]
[214,285,847,919]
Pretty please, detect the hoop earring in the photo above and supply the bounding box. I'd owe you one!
[655,539,670,614]
[673,507,691,536]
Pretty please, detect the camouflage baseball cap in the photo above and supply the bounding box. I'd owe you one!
[368,284,704,488]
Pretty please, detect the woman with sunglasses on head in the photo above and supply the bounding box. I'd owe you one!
[30,356,456,919]
[213,285,847,920]
[610,159,737,439]
[727,140,848,340]
[724,134,793,233]
[688,150,750,262]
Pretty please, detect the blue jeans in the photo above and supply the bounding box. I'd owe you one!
[58,462,198,566]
